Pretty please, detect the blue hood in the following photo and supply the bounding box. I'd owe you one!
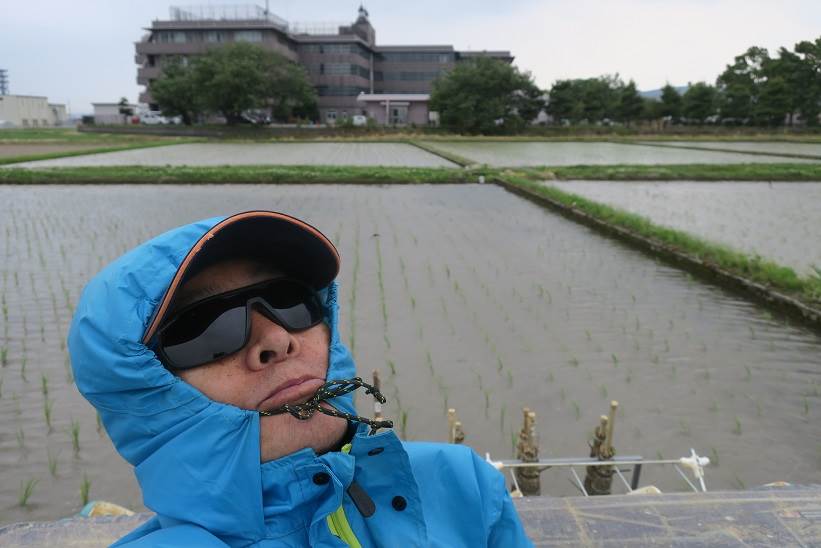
[67,215,358,544]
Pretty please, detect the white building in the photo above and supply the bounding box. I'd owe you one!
[0,95,68,128]
[93,102,138,125]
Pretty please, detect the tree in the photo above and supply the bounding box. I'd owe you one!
[263,59,318,122]
[659,84,683,121]
[793,37,821,125]
[716,46,769,123]
[682,82,717,123]
[429,57,545,134]
[118,97,133,125]
[150,59,202,125]
[193,43,277,124]
[546,80,584,124]
[617,80,644,125]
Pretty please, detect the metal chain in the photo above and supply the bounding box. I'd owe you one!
[259,377,394,434]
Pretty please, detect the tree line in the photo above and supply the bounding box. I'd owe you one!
[544,37,820,127]
[150,43,317,125]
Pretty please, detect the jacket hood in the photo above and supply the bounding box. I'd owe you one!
[67,215,358,543]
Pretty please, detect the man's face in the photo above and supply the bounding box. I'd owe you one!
[171,259,348,462]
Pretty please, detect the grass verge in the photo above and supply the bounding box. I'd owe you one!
[407,140,476,167]
[0,140,198,166]
[0,164,471,185]
[500,174,821,312]
[618,141,821,161]
[533,163,821,182]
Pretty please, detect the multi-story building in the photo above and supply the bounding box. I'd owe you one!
[135,5,512,125]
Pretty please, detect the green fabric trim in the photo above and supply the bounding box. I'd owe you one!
[326,442,360,547]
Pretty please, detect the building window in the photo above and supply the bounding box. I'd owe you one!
[380,51,453,63]
[382,71,442,81]
[317,86,369,97]
[327,111,337,121]
[205,31,224,43]
[235,30,262,43]
[158,31,187,43]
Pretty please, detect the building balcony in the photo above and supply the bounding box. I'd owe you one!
[135,41,208,56]
[137,66,162,86]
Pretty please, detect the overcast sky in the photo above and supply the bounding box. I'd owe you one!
[2,0,819,114]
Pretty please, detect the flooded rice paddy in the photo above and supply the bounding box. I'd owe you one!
[545,181,821,275]
[9,142,457,169]
[639,141,821,159]
[420,141,821,166]
[0,183,819,524]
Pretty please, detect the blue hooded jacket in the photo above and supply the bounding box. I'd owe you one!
[67,215,532,547]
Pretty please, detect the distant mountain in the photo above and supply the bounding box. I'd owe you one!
[640,85,689,100]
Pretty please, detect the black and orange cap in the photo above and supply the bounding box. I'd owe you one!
[142,211,340,345]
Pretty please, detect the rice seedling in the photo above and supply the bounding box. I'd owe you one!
[803,398,810,417]
[399,411,408,439]
[611,354,619,367]
[678,420,690,436]
[20,357,28,381]
[732,474,746,490]
[43,398,54,431]
[506,370,513,388]
[71,419,81,456]
[732,417,742,436]
[0,345,7,367]
[16,426,25,449]
[48,449,59,477]
[572,401,581,421]
[568,356,579,368]
[744,366,752,381]
[497,356,504,373]
[80,474,91,507]
[484,390,490,418]
[386,360,396,377]
[18,478,38,507]
[41,373,48,396]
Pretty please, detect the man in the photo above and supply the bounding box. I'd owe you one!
[68,210,532,547]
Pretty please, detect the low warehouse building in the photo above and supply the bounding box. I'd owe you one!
[0,95,67,128]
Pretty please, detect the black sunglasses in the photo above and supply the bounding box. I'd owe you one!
[156,278,324,370]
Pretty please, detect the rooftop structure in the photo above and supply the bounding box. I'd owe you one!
[135,4,513,125]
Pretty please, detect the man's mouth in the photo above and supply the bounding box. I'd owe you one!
[258,376,325,410]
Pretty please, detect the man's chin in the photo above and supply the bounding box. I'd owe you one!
[259,411,348,462]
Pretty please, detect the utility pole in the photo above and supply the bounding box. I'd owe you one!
[0,69,9,95]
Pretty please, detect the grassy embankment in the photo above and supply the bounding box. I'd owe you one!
[0,128,198,165]
[4,163,821,185]
[0,165,471,185]
[499,174,821,311]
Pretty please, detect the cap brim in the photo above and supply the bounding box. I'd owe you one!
[142,211,339,345]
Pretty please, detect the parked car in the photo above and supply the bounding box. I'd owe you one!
[139,111,181,125]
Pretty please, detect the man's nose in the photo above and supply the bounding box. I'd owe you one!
[245,308,300,370]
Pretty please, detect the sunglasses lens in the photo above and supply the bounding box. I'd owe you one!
[162,305,247,369]
[158,279,323,369]
[260,280,322,330]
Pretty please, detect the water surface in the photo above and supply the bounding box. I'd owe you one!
[0,184,819,524]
